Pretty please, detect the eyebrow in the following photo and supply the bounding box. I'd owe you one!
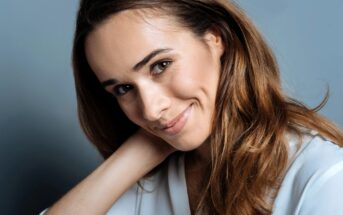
[101,48,172,88]
[101,79,117,88]
[132,48,172,71]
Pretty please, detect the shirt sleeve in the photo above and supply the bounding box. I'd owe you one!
[37,182,138,215]
[298,160,343,215]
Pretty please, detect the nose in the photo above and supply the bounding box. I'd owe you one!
[138,84,171,122]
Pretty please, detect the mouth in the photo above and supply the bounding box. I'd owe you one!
[161,104,193,136]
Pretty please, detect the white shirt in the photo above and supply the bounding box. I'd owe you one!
[273,130,343,215]
[40,130,343,215]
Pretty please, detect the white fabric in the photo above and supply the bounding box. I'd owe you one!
[273,130,343,215]
[106,152,190,215]
[39,130,343,215]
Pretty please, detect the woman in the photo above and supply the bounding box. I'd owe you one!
[41,0,343,214]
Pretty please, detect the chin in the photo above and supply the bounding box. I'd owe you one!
[166,134,208,152]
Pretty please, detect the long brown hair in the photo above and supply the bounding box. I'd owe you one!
[72,0,343,214]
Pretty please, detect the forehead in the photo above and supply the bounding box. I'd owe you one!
[85,9,189,79]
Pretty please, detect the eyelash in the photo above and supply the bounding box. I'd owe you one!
[112,59,173,97]
[150,60,172,75]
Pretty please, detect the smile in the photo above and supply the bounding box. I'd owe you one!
[161,104,193,136]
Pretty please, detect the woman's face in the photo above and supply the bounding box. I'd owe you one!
[85,9,224,151]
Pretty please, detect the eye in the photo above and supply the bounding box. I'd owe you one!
[151,60,172,75]
[113,84,134,96]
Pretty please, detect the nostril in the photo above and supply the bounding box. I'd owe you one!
[141,102,163,122]
[138,86,171,122]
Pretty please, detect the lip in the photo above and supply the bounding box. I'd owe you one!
[161,104,192,136]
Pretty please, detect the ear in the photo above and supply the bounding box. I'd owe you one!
[203,28,224,59]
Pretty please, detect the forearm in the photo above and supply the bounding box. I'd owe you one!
[45,131,173,215]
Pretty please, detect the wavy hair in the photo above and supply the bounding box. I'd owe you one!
[72,0,343,214]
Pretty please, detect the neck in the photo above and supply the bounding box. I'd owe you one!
[184,137,212,213]
[185,137,211,170]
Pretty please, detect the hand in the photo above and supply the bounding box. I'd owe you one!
[129,128,177,159]
[44,128,177,215]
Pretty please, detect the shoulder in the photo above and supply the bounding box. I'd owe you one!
[273,130,343,215]
[290,130,343,179]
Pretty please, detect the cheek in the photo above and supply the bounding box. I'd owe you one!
[170,74,195,97]
[170,57,218,99]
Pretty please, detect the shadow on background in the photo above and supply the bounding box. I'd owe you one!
[0,107,102,214]
[0,1,103,214]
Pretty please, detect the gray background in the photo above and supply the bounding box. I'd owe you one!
[0,0,342,214]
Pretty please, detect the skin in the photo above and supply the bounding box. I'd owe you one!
[44,9,224,215]
[45,129,175,215]
[85,9,224,156]
[85,11,224,213]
